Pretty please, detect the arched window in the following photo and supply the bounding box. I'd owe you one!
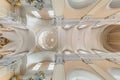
[109,0,120,9]
[66,0,98,10]
[108,68,120,80]
[66,69,103,80]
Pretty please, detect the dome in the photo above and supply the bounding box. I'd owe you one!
[101,25,120,52]
[38,28,57,50]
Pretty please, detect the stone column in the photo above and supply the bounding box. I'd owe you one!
[52,54,65,80]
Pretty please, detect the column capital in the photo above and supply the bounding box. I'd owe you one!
[55,54,64,64]
[54,16,64,26]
